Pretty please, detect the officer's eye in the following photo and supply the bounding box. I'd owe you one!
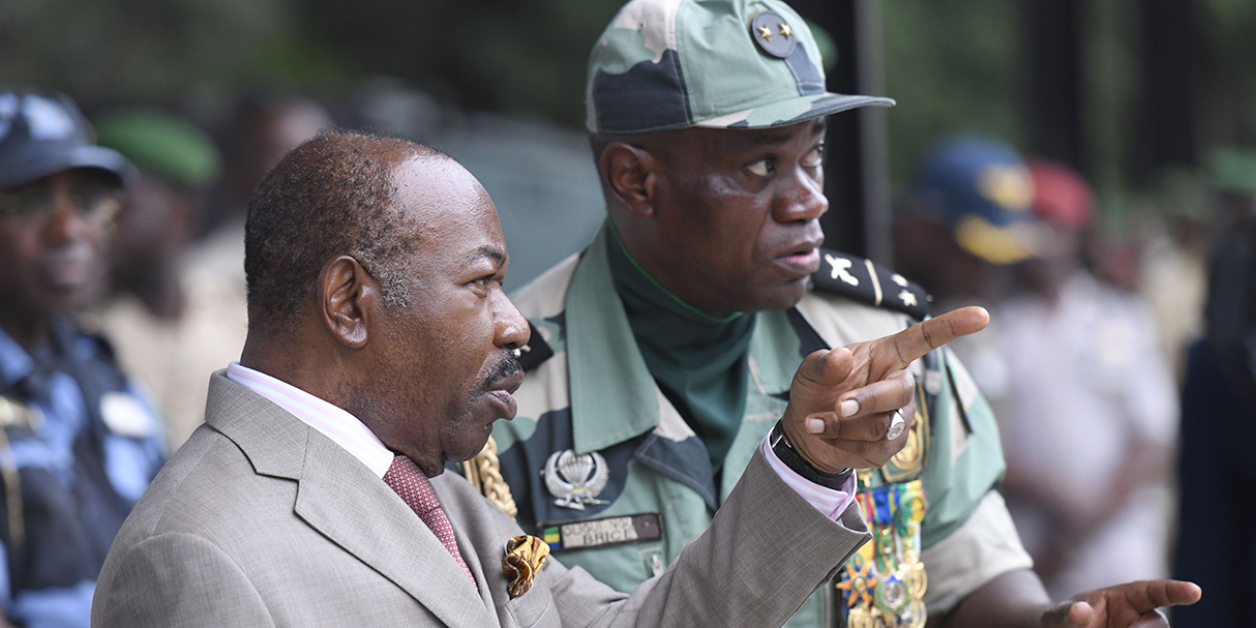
[748,157,774,177]
[802,145,824,168]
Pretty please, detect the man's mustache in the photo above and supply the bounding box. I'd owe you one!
[482,352,524,392]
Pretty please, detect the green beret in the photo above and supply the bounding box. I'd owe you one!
[94,110,222,189]
[1208,148,1256,195]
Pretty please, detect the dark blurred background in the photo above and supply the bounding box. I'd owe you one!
[5,0,1253,272]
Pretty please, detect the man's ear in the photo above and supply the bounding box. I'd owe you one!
[600,143,658,218]
[318,255,377,349]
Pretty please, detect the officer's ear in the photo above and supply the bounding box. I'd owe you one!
[601,142,658,218]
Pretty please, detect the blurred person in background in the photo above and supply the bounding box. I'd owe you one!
[892,135,1044,413]
[95,109,221,321]
[91,109,224,452]
[995,159,1178,601]
[1172,150,1256,628]
[0,88,165,628]
[201,96,336,239]
[894,135,1042,308]
[99,97,331,449]
[1135,168,1213,382]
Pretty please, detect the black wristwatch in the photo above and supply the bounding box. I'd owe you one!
[769,419,853,490]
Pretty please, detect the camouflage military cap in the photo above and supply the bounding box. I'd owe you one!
[586,0,895,134]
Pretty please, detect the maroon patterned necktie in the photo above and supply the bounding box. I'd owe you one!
[383,455,478,590]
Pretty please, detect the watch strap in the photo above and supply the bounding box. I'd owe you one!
[769,419,853,490]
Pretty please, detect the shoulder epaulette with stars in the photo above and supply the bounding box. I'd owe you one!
[811,248,932,320]
[514,322,555,372]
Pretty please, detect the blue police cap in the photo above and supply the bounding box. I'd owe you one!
[910,135,1043,265]
[0,88,135,190]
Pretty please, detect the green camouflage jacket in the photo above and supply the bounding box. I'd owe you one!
[485,225,1031,627]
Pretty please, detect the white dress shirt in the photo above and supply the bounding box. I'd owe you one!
[227,362,394,478]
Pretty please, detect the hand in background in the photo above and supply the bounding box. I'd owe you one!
[1042,580,1202,628]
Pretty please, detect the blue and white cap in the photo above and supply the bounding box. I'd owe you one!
[0,88,135,190]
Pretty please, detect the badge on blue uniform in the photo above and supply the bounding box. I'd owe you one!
[100,391,154,438]
[0,396,43,430]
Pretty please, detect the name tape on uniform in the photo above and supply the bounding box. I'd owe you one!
[541,512,661,552]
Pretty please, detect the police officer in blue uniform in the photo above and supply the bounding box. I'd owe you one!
[0,88,165,628]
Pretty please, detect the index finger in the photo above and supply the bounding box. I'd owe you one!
[882,306,990,368]
[1120,579,1202,610]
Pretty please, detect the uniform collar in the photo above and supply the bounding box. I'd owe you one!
[606,223,756,473]
[0,325,32,390]
[563,222,803,453]
[565,223,661,453]
[0,318,81,391]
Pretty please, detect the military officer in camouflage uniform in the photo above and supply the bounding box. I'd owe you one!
[475,0,1201,626]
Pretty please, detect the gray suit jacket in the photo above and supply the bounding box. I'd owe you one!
[92,371,871,627]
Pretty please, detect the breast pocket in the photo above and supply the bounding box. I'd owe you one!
[502,584,560,628]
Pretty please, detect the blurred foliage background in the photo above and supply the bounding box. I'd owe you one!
[3,0,1255,215]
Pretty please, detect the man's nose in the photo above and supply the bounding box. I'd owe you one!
[772,167,828,224]
[41,192,96,244]
[493,292,531,351]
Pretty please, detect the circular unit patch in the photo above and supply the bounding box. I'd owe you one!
[750,11,798,59]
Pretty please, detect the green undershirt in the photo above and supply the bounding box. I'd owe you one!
[605,223,755,474]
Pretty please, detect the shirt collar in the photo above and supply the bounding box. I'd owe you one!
[226,362,394,478]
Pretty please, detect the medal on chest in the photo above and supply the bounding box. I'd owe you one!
[838,480,928,628]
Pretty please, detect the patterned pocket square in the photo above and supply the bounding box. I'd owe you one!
[503,535,550,599]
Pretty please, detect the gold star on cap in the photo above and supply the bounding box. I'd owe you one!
[750,9,798,59]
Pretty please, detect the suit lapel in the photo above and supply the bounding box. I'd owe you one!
[429,481,501,611]
[431,474,535,622]
[205,371,498,628]
[295,434,497,628]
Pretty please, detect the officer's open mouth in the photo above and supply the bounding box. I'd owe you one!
[775,243,822,275]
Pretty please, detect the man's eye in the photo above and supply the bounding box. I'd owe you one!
[748,158,773,177]
[803,146,824,168]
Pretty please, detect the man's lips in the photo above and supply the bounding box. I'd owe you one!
[775,243,822,276]
[486,370,524,419]
[490,370,524,396]
[40,247,95,288]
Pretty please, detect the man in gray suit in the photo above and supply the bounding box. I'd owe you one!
[91,131,988,627]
